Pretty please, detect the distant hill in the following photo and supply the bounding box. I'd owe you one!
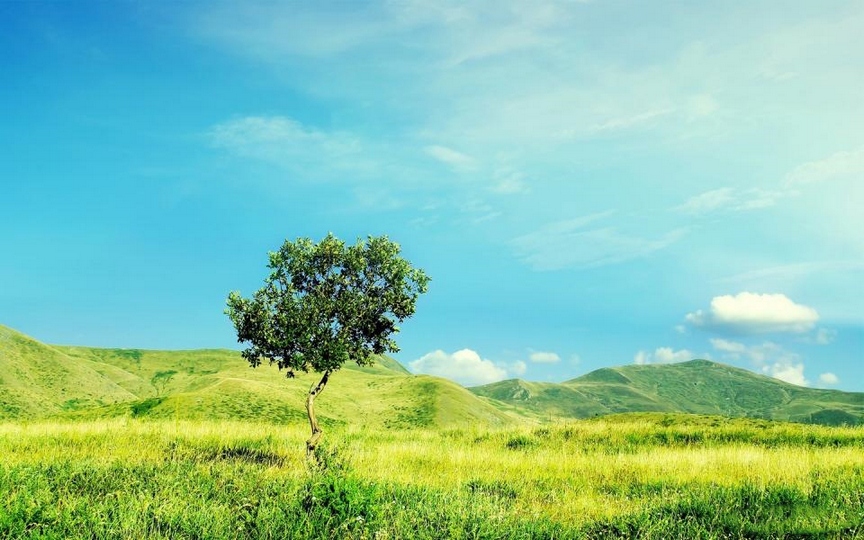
[471,359,864,426]
[0,324,516,428]
[4,324,862,427]
[0,325,136,417]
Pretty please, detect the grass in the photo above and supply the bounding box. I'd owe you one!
[1,415,863,539]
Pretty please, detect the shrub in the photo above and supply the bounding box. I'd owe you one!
[505,434,537,450]
[299,444,380,537]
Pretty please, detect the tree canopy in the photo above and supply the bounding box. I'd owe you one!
[226,233,429,455]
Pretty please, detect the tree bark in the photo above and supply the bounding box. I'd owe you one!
[305,370,331,458]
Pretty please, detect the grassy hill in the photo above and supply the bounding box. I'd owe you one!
[0,324,517,428]
[471,359,864,426]
[0,325,136,417]
[4,323,862,427]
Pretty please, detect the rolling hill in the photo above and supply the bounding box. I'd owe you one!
[0,324,517,428]
[0,324,136,417]
[3,323,863,427]
[471,359,864,426]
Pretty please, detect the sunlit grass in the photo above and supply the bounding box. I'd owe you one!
[2,415,863,538]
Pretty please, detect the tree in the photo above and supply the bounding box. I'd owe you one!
[226,234,429,456]
[150,370,177,397]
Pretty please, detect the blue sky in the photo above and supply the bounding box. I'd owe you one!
[1,1,862,390]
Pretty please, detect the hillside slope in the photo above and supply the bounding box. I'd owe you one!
[471,359,864,426]
[1,325,518,428]
[0,325,136,418]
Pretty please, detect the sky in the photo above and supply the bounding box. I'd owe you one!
[1,1,862,391]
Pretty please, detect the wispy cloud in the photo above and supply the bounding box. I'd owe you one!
[675,187,791,215]
[424,145,477,171]
[490,169,529,195]
[192,0,804,149]
[512,214,685,271]
[588,107,675,133]
[208,115,369,177]
[195,3,863,238]
[812,328,837,345]
[207,115,511,216]
[719,261,864,284]
[676,188,735,214]
[786,145,864,186]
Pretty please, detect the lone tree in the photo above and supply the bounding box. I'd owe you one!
[226,234,429,456]
[150,370,177,397]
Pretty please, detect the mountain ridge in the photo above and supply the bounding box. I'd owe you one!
[471,359,864,426]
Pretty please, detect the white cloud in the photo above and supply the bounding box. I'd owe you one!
[710,338,810,386]
[529,351,560,363]
[634,347,694,365]
[424,145,477,170]
[769,363,808,386]
[786,146,864,186]
[409,348,516,386]
[655,347,694,364]
[716,263,864,325]
[819,372,839,385]
[686,292,819,334]
[712,338,785,364]
[710,338,746,356]
[509,360,527,376]
[513,214,685,271]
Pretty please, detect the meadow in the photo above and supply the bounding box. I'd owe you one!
[2,414,863,539]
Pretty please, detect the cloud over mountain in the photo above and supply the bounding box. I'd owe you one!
[634,347,694,365]
[410,349,518,386]
[710,338,809,386]
[686,292,818,334]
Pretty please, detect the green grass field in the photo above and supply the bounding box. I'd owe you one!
[3,324,864,537]
[2,415,863,539]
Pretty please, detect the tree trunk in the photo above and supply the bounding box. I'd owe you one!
[305,370,331,458]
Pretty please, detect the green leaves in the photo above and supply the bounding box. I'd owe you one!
[226,234,429,376]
